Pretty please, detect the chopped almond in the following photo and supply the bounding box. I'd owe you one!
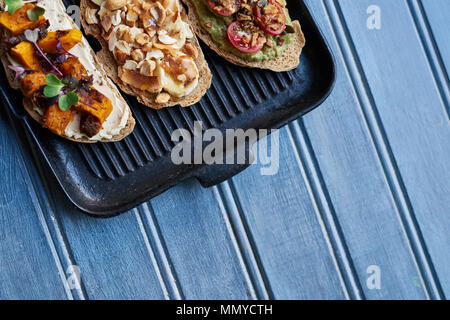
[140,60,156,76]
[101,14,113,32]
[86,8,99,24]
[131,49,145,62]
[149,2,166,26]
[126,10,138,27]
[123,60,138,70]
[184,43,198,59]
[136,33,150,46]
[155,92,170,104]
[141,43,154,52]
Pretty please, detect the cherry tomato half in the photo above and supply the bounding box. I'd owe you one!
[253,0,286,35]
[208,0,241,17]
[227,21,263,53]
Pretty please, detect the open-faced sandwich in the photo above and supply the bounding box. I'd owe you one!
[0,0,135,142]
[184,0,305,72]
[80,0,212,109]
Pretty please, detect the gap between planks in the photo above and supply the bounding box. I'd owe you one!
[135,203,184,300]
[214,182,273,300]
[3,108,87,300]
[136,189,271,300]
[286,121,364,300]
[321,0,444,300]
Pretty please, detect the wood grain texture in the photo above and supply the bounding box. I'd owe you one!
[421,0,450,72]
[230,128,348,299]
[148,181,259,299]
[50,206,167,299]
[40,183,168,299]
[336,0,450,297]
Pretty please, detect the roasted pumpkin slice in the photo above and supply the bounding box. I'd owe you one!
[41,104,75,136]
[0,4,47,36]
[20,72,47,97]
[10,41,43,71]
[60,56,88,79]
[76,86,113,124]
[38,29,82,54]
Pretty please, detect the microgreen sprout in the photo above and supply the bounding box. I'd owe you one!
[4,0,23,14]
[43,74,79,111]
[26,5,45,21]
[43,73,64,98]
[58,91,78,111]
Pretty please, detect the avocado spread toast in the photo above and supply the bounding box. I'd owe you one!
[184,0,305,71]
[0,0,135,142]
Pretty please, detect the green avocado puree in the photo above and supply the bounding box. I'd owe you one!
[191,0,294,61]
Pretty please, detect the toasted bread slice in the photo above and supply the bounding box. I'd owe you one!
[0,0,135,143]
[80,0,212,109]
[183,0,305,72]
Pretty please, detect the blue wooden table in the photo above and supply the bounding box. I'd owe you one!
[0,0,449,300]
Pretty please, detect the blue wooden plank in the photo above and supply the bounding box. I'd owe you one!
[214,183,271,299]
[44,186,168,299]
[0,112,67,300]
[283,0,434,300]
[335,0,450,297]
[230,128,348,300]
[222,0,435,300]
[149,181,258,299]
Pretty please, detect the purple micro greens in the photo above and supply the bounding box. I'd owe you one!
[56,39,77,58]
[24,28,63,77]
[79,99,98,111]
[8,65,26,81]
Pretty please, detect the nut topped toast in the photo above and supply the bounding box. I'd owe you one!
[81,0,212,109]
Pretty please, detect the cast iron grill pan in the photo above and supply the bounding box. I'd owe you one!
[0,0,335,216]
